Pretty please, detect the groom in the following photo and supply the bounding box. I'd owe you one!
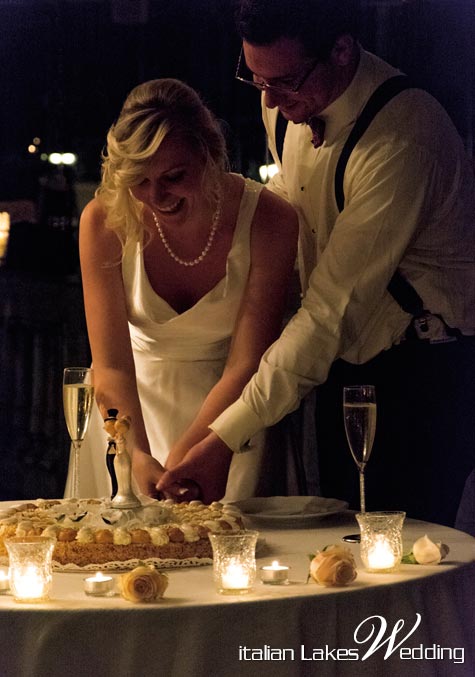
[159,0,475,526]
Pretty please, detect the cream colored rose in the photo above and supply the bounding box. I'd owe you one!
[412,535,450,565]
[119,564,168,603]
[309,545,357,587]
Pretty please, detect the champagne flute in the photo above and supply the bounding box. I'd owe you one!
[63,367,94,498]
[343,385,377,512]
[342,385,376,543]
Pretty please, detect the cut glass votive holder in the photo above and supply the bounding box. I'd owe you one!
[0,570,9,592]
[4,536,55,602]
[208,531,258,595]
[356,511,406,573]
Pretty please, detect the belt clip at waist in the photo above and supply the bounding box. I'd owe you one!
[413,313,458,344]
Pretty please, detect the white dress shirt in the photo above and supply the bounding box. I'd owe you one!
[211,49,475,452]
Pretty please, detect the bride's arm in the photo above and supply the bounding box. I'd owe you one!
[80,198,165,495]
[165,187,299,470]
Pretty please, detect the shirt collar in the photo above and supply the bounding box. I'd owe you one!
[318,47,401,144]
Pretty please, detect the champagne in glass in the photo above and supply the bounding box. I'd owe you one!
[63,367,94,498]
[343,385,376,514]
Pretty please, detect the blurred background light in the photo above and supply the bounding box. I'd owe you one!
[48,152,77,166]
[259,164,279,183]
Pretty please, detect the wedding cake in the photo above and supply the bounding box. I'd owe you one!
[0,497,244,570]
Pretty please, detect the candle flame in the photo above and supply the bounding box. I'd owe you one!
[13,565,47,599]
[89,571,110,581]
[367,534,396,569]
[221,561,250,589]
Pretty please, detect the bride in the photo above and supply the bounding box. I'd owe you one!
[65,78,298,503]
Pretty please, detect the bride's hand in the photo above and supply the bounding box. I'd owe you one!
[132,449,201,502]
[132,449,165,499]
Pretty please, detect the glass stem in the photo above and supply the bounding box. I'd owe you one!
[72,442,80,498]
[359,470,366,513]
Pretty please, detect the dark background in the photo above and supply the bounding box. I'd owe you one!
[1,0,474,198]
[0,0,474,500]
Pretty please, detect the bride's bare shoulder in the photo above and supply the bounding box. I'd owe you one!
[80,197,107,225]
[254,184,298,239]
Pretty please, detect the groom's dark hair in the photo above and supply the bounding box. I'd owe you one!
[235,0,359,61]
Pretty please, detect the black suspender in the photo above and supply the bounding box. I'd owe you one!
[334,75,426,318]
[334,75,412,212]
[275,111,287,165]
[273,75,426,318]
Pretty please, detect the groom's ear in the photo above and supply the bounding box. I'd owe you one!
[330,34,356,67]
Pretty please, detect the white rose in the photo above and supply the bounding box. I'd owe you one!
[412,535,449,565]
[309,545,357,587]
[119,564,168,603]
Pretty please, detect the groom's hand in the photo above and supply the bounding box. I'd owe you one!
[157,432,233,504]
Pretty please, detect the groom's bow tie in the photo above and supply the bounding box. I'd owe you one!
[307,116,325,148]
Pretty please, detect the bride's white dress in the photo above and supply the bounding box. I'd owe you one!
[65,177,266,502]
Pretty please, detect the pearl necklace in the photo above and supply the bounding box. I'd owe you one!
[152,195,222,267]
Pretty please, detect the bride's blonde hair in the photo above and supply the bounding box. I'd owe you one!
[96,78,228,249]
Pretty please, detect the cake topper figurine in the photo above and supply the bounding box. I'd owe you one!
[103,408,119,499]
[105,412,141,509]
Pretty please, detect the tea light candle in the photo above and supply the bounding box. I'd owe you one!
[367,534,397,570]
[84,572,115,597]
[260,560,289,585]
[0,570,9,592]
[221,562,250,590]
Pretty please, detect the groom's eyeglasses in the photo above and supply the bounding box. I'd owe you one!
[235,47,319,95]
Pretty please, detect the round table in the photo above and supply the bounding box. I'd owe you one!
[0,506,474,677]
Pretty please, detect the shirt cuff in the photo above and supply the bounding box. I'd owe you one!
[209,398,264,453]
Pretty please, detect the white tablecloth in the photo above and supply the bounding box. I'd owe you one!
[0,509,474,677]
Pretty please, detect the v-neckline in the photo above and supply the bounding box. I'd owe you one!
[140,177,249,317]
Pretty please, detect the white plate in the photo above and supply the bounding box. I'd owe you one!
[231,496,349,526]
